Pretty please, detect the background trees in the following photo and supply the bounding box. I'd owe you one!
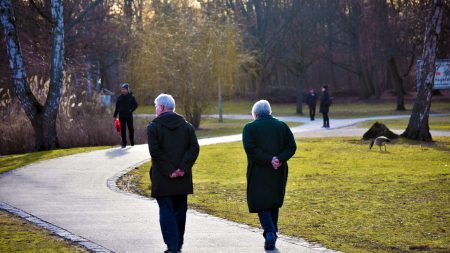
[1,0,449,152]
[126,1,252,128]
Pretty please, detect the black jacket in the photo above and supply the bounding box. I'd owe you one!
[320,91,331,114]
[147,112,200,197]
[113,93,138,118]
[306,93,318,107]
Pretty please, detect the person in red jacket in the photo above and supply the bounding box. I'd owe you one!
[113,83,138,148]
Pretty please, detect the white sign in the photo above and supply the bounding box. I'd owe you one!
[416,59,450,90]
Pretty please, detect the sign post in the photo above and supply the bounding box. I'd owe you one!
[416,59,450,90]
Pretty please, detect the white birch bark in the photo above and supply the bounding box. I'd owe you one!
[402,0,444,141]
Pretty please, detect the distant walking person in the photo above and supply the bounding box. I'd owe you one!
[113,83,138,148]
[306,88,318,121]
[320,85,332,128]
[242,100,297,251]
[147,94,199,253]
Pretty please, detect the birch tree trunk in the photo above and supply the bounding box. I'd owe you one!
[0,0,64,150]
[402,0,444,142]
[43,0,64,149]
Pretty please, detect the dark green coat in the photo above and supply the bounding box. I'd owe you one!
[147,112,199,198]
[242,115,296,213]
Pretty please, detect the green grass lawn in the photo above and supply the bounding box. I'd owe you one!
[357,115,450,131]
[0,146,110,252]
[0,211,88,253]
[195,118,300,139]
[135,100,450,118]
[0,146,110,174]
[120,137,450,253]
[134,117,300,139]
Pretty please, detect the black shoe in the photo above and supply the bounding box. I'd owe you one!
[164,250,180,253]
[264,232,276,250]
[121,145,126,148]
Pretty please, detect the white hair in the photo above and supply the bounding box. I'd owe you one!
[252,100,272,119]
[154,94,176,110]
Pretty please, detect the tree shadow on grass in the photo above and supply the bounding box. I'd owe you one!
[396,137,450,153]
[346,137,450,153]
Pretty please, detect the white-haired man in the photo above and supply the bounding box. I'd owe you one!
[147,94,199,253]
[242,100,297,250]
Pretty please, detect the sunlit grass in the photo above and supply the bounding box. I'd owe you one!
[121,137,450,253]
[135,100,450,118]
[195,118,300,139]
[357,115,450,131]
[0,146,110,174]
[134,117,300,140]
[0,211,88,253]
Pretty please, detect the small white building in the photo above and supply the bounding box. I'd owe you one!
[99,88,114,106]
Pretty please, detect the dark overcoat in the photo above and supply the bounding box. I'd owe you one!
[319,91,331,114]
[242,115,297,213]
[147,112,199,198]
[306,93,318,107]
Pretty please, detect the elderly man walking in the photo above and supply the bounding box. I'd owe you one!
[147,94,199,253]
[242,100,297,250]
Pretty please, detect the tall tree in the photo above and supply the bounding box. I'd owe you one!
[1,0,64,150]
[402,0,444,141]
[126,2,251,128]
[1,0,104,151]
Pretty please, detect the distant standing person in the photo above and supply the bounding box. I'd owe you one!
[242,100,297,251]
[305,88,318,121]
[320,85,331,128]
[147,94,199,253]
[113,83,138,148]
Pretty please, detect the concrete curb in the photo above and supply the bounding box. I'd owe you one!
[0,202,114,253]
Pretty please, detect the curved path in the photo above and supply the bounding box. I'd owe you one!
[1,114,449,253]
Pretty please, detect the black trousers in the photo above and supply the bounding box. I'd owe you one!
[156,195,188,251]
[258,208,279,238]
[308,105,316,120]
[119,115,134,146]
[322,113,329,128]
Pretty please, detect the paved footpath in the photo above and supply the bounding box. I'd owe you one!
[1,114,449,253]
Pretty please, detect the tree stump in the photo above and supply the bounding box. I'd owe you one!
[363,122,399,140]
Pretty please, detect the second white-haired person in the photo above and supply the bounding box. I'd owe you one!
[242,100,297,251]
[147,94,200,253]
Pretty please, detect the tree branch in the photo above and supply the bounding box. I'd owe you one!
[28,0,54,24]
[65,0,103,33]
[0,0,43,121]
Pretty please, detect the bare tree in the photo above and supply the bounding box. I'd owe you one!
[126,2,252,128]
[1,0,64,150]
[402,0,444,141]
[1,0,104,151]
